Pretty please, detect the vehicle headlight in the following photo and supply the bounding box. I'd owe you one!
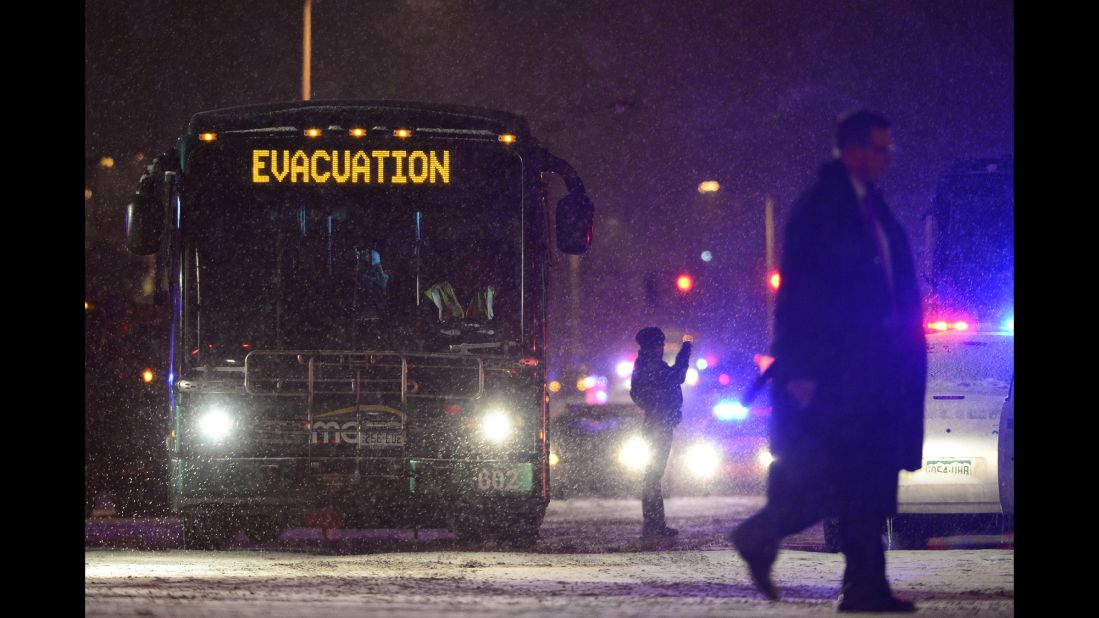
[618,436,651,471]
[197,407,234,441]
[757,448,775,468]
[549,451,559,466]
[684,442,721,479]
[481,410,513,443]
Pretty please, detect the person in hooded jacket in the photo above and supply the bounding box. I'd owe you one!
[630,327,692,538]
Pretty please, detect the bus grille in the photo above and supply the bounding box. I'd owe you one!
[243,350,485,401]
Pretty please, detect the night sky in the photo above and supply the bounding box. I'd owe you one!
[85,0,1014,374]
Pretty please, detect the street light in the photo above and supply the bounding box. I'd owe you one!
[302,0,312,101]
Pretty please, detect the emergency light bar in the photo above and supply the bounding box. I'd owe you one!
[926,320,970,332]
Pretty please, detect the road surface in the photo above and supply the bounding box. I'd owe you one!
[86,496,1014,616]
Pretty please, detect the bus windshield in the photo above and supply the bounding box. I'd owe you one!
[182,141,524,365]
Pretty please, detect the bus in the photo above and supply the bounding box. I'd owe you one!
[124,101,594,548]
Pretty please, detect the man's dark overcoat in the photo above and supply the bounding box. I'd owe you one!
[769,159,926,518]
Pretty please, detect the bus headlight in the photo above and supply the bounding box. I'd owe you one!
[684,442,721,479]
[197,407,234,441]
[618,436,651,471]
[481,410,513,443]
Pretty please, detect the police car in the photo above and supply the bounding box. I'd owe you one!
[826,317,1014,549]
[548,401,774,498]
[663,411,772,496]
[548,404,648,498]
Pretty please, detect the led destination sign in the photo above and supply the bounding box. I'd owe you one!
[252,149,451,185]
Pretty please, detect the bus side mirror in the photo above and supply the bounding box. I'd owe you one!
[125,188,163,255]
[556,190,593,255]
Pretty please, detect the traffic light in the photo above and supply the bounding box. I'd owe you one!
[676,273,694,293]
[643,271,698,312]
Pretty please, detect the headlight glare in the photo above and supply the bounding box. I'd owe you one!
[757,448,775,468]
[618,436,651,471]
[481,410,512,443]
[684,442,721,479]
[198,407,234,441]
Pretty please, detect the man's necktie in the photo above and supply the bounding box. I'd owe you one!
[862,187,895,301]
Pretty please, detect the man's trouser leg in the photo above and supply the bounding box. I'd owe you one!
[737,458,823,547]
[736,494,821,550]
[839,514,891,600]
[641,422,673,531]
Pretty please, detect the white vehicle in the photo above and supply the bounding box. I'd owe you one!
[898,325,1013,504]
[998,376,1014,520]
[824,321,1014,550]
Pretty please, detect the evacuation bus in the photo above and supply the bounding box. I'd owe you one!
[124,101,594,548]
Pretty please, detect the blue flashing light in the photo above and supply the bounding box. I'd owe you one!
[1004,316,1014,332]
[713,400,749,422]
[696,358,709,371]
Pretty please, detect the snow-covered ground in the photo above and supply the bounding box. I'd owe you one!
[85,496,1014,616]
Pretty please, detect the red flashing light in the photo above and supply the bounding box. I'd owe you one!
[241,343,251,349]
[676,274,694,292]
[926,319,973,332]
[718,373,731,386]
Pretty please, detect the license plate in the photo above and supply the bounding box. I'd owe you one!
[923,459,975,476]
[473,463,533,493]
[359,431,405,447]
